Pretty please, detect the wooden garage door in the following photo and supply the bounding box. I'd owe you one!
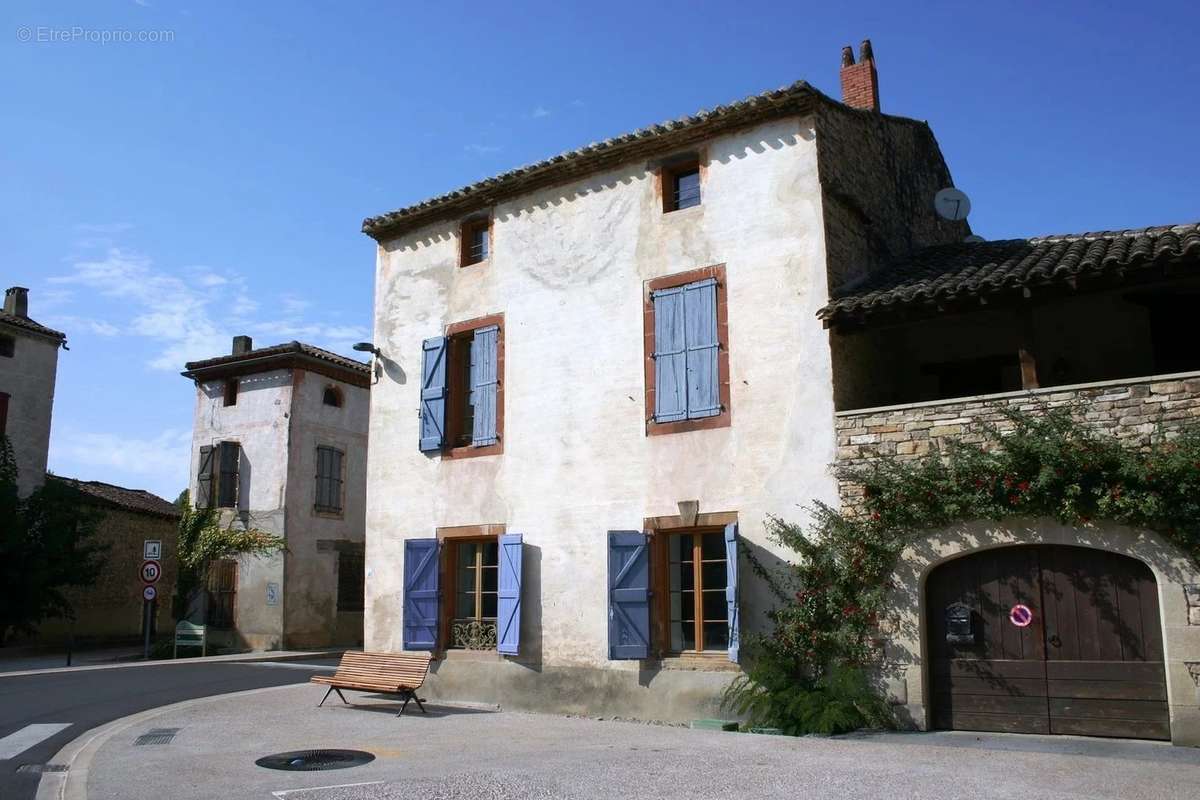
[928,545,1168,740]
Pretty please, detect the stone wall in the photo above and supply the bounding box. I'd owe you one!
[835,372,1200,510]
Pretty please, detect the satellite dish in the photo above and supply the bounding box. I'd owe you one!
[964,235,985,244]
[934,188,971,221]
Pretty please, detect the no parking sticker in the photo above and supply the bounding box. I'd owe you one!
[1009,604,1033,628]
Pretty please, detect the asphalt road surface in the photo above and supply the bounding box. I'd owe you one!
[0,659,337,800]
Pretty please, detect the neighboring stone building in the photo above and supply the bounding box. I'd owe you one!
[0,286,66,496]
[359,43,966,721]
[33,478,181,645]
[181,336,370,650]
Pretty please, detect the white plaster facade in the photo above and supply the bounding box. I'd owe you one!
[365,117,843,715]
[184,343,369,650]
[0,288,64,497]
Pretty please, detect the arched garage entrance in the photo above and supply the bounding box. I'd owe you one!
[927,544,1169,740]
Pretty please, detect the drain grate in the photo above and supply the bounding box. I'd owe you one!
[255,749,376,771]
[134,728,181,746]
[16,764,68,774]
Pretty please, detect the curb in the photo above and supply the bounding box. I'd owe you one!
[0,649,347,679]
[34,683,303,800]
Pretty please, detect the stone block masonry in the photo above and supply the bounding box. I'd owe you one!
[834,372,1200,513]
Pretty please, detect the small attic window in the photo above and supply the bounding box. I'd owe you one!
[663,157,701,213]
[323,386,343,408]
[0,334,14,358]
[460,217,490,266]
[223,379,238,407]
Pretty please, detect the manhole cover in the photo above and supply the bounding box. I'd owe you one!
[255,749,375,771]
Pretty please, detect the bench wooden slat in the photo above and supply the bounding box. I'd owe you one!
[310,651,432,695]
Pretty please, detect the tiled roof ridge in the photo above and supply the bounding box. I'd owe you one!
[183,340,370,374]
[362,79,934,240]
[50,475,181,518]
[0,311,67,341]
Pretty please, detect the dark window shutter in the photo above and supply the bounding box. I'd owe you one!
[652,287,687,422]
[607,530,650,660]
[0,392,9,436]
[217,442,241,508]
[403,538,440,651]
[496,533,523,655]
[330,449,343,511]
[419,336,448,452]
[196,445,214,508]
[724,522,740,663]
[470,325,499,446]
[684,278,720,419]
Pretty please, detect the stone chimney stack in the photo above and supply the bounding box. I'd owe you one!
[4,287,29,318]
[232,335,253,355]
[840,39,880,112]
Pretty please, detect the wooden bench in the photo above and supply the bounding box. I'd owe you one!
[311,651,432,716]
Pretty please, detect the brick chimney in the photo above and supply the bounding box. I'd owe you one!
[4,287,29,318]
[840,39,880,112]
[232,335,253,355]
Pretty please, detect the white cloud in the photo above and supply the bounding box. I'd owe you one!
[51,427,191,488]
[42,315,121,336]
[280,294,312,315]
[464,143,501,156]
[531,105,551,118]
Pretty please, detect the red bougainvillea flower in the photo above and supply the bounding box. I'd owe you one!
[1017,481,1030,492]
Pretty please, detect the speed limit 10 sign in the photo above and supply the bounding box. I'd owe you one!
[140,560,162,584]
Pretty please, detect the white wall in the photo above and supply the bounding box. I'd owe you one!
[365,116,839,669]
[0,329,59,497]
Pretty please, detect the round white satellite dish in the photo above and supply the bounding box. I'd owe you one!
[964,234,985,243]
[934,188,971,221]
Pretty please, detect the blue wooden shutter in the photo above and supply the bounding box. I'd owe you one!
[470,325,499,447]
[607,530,650,660]
[419,336,448,452]
[652,286,687,422]
[684,278,720,419]
[725,522,740,663]
[496,533,523,655]
[402,538,440,651]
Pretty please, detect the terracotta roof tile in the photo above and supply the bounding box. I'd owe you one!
[818,223,1200,324]
[182,341,369,376]
[0,312,66,342]
[50,476,181,519]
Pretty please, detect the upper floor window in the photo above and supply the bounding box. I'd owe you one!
[644,265,731,435]
[223,378,238,407]
[315,445,344,513]
[323,386,343,408]
[0,334,14,358]
[197,440,241,509]
[662,158,701,213]
[418,315,503,457]
[460,217,490,266]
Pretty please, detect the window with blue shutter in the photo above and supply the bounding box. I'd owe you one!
[724,522,740,663]
[419,336,448,452]
[496,533,523,655]
[470,325,499,446]
[403,538,440,651]
[651,273,724,426]
[607,530,650,660]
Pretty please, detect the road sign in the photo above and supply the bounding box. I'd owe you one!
[1009,604,1033,628]
[140,560,162,584]
[144,540,162,560]
[143,585,157,601]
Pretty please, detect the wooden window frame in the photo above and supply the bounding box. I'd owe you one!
[314,444,345,515]
[643,264,731,436]
[657,151,705,214]
[459,215,492,267]
[223,378,238,407]
[435,524,505,652]
[649,525,730,657]
[442,313,504,459]
[215,440,240,509]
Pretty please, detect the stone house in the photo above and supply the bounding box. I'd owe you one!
[181,337,370,650]
[33,478,181,645]
[0,286,65,497]
[361,41,1200,746]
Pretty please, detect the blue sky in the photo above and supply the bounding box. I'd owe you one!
[3,1,1196,501]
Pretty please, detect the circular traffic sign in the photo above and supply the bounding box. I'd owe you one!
[143,585,157,601]
[1009,604,1033,628]
[140,560,162,584]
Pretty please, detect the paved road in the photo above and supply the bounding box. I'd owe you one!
[0,659,337,800]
